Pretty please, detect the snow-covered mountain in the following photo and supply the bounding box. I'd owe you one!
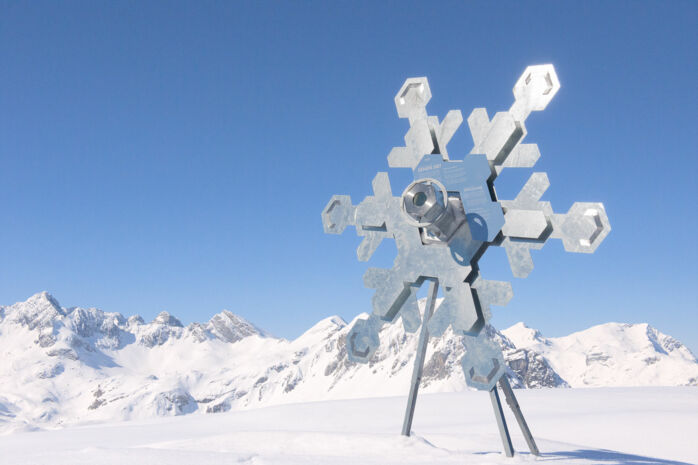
[502,321,698,387]
[0,292,696,433]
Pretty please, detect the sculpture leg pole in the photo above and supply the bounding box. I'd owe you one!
[498,376,540,456]
[401,279,439,437]
[489,384,514,457]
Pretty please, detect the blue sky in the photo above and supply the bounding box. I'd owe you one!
[1,1,696,352]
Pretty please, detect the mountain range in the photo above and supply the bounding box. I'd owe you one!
[0,292,695,433]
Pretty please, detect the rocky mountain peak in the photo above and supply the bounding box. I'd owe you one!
[153,311,183,327]
[502,322,545,348]
[128,315,145,326]
[298,315,347,337]
[24,291,64,313]
[207,310,265,343]
[643,323,696,361]
[8,291,65,330]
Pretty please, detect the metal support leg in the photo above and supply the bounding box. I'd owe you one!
[489,385,514,457]
[498,376,540,456]
[401,279,439,437]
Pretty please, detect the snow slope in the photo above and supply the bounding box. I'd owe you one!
[0,387,695,465]
[0,292,696,434]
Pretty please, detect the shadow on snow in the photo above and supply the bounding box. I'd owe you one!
[541,449,693,465]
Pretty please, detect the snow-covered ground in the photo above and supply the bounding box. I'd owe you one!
[1,387,695,465]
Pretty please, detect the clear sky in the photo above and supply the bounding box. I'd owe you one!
[1,1,696,352]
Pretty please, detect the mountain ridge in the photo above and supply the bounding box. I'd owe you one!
[0,292,695,433]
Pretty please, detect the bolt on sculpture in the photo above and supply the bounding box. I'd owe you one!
[322,64,610,457]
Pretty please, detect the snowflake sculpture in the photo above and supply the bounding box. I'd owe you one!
[322,65,610,456]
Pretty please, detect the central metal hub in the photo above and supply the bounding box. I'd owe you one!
[402,179,465,244]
